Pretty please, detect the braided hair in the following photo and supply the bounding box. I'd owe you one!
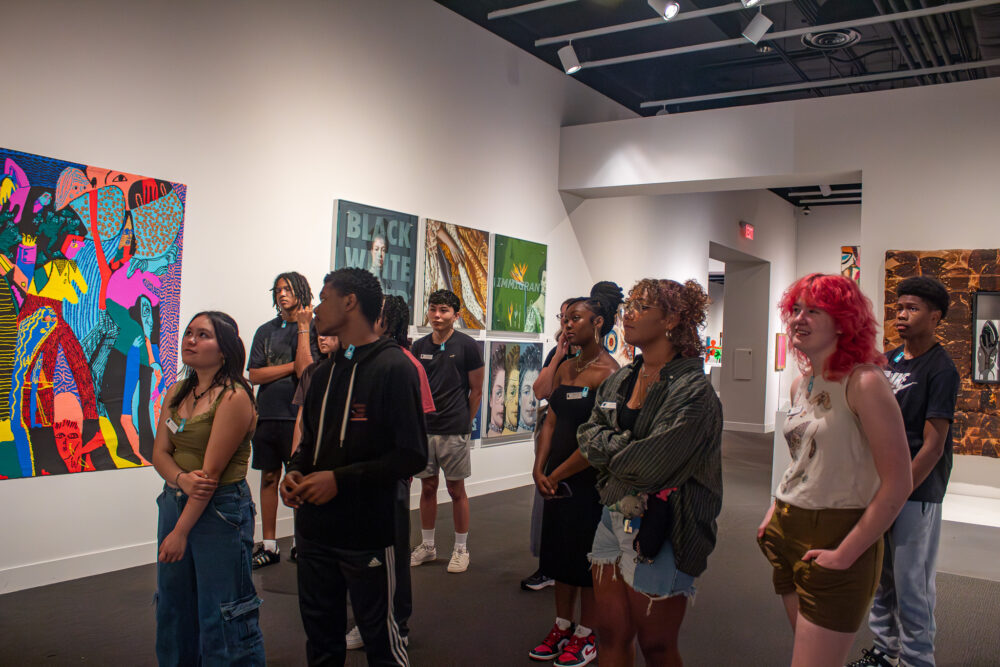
[380,295,411,348]
[271,271,313,313]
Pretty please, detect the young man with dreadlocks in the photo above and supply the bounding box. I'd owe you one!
[247,271,318,567]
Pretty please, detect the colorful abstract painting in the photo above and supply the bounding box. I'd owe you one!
[841,245,860,282]
[423,220,489,329]
[704,335,722,365]
[333,200,418,322]
[0,148,184,479]
[484,341,543,442]
[603,314,635,367]
[491,235,546,333]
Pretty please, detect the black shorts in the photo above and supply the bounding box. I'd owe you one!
[251,419,295,471]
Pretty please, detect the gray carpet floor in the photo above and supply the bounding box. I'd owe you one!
[1,432,998,665]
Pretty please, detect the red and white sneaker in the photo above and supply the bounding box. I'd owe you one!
[528,623,574,661]
[554,633,597,667]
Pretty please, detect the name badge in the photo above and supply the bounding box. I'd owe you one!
[420,354,434,360]
[566,387,591,400]
[600,401,617,409]
[165,417,184,434]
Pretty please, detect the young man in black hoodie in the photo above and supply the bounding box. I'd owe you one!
[281,268,427,667]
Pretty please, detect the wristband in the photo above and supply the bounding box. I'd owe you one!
[298,330,309,335]
[175,471,184,487]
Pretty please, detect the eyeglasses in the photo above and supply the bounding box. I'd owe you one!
[620,299,661,317]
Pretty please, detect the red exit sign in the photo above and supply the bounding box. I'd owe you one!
[740,221,754,240]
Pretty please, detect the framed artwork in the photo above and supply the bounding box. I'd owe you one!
[470,341,485,440]
[332,200,418,322]
[483,341,543,444]
[775,333,787,371]
[491,235,547,333]
[972,291,1000,384]
[603,312,635,367]
[704,335,722,365]
[841,246,860,282]
[0,147,185,479]
[422,220,489,329]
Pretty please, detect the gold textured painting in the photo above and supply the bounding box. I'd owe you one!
[423,220,489,329]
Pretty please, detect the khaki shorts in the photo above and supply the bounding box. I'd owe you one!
[415,434,471,481]
[757,499,883,633]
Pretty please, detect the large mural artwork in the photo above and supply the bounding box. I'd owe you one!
[884,249,999,457]
[0,148,184,479]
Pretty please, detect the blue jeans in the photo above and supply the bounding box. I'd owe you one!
[155,480,265,666]
[870,500,942,667]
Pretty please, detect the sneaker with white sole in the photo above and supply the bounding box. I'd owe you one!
[410,542,437,567]
[345,625,364,650]
[529,623,573,661]
[554,633,597,667]
[447,546,470,573]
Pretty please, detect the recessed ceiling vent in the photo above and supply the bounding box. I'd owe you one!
[801,28,861,50]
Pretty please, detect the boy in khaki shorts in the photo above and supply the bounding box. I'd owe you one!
[410,290,484,573]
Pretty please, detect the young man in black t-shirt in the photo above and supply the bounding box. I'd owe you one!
[247,272,318,567]
[281,268,426,666]
[410,289,484,573]
[850,277,959,667]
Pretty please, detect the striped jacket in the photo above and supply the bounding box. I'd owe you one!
[577,355,723,576]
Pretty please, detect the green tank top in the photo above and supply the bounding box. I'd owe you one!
[169,386,254,486]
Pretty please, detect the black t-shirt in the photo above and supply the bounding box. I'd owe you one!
[884,343,960,503]
[412,330,484,435]
[248,317,319,421]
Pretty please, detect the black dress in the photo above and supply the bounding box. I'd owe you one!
[538,385,603,587]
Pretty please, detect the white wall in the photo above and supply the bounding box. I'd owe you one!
[569,189,798,431]
[0,0,633,593]
[795,205,862,278]
[559,77,1000,492]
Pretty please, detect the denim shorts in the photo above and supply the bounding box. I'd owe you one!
[589,506,697,600]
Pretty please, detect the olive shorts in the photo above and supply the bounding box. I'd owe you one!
[757,499,883,633]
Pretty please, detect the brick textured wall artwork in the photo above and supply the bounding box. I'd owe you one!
[884,249,999,457]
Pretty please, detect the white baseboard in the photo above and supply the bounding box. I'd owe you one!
[409,472,533,509]
[724,421,774,434]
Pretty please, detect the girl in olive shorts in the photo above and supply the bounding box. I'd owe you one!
[759,274,912,667]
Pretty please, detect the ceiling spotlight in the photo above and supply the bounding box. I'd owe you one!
[742,11,773,45]
[802,205,811,216]
[648,0,681,20]
[741,0,762,7]
[557,44,581,75]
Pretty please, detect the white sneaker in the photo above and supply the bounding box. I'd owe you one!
[410,542,437,567]
[345,625,363,650]
[447,546,470,573]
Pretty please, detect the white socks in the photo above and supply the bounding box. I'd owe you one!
[555,617,572,631]
[454,532,468,550]
[421,529,435,546]
[263,539,278,553]
[574,624,593,637]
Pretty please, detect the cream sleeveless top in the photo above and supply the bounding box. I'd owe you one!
[776,371,881,510]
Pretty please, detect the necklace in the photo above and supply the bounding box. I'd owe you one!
[576,352,600,373]
[193,382,216,402]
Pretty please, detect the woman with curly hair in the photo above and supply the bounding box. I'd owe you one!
[758,273,911,667]
[528,282,622,667]
[577,278,722,667]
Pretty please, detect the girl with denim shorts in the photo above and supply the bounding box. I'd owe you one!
[151,311,265,666]
[578,279,723,667]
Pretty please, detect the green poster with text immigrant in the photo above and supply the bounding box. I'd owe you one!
[491,235,546,333]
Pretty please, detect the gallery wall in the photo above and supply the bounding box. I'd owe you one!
[0,0,633,592]
[795,205,862,279]
[568,189,798,432]
[559,76,1000,491]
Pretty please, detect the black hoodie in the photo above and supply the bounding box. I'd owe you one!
[288,337,428,550]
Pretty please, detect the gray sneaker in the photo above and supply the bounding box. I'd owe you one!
[410,542,437,566]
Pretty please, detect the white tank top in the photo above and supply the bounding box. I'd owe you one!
[776,370,881,510]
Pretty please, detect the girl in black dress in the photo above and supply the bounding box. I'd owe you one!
[529,282,622,667]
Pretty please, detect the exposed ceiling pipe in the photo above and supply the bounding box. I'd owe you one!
[578,0,1000,70]
[915,0,960,80]
[639,56,1000,107]
[488,0,580,20]
[871,0,925,84]
[972,5,1000,75]
[945,10,975,75]
[887,0,941,82]
[902,0,956,82]
[534,0,794,47]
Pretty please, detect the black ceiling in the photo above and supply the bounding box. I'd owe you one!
[433,0,997,115]
[770,182,863,208]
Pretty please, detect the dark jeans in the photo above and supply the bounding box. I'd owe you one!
[297,533,409,666]
[155,481,265,666]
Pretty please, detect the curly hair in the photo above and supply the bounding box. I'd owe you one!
[271,272,312,313]
[631,278,709,358]
[779,273,886,380]
[170,311,256,410]
[897,276,950,318]
[323,268,383,325]
[428,289,460,313]
[380,295,411,348]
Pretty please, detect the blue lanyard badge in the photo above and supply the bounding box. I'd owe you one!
[582,387,589,397]
[345,344,356,360]
[894,350,905,363]
[440,342,446,351]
